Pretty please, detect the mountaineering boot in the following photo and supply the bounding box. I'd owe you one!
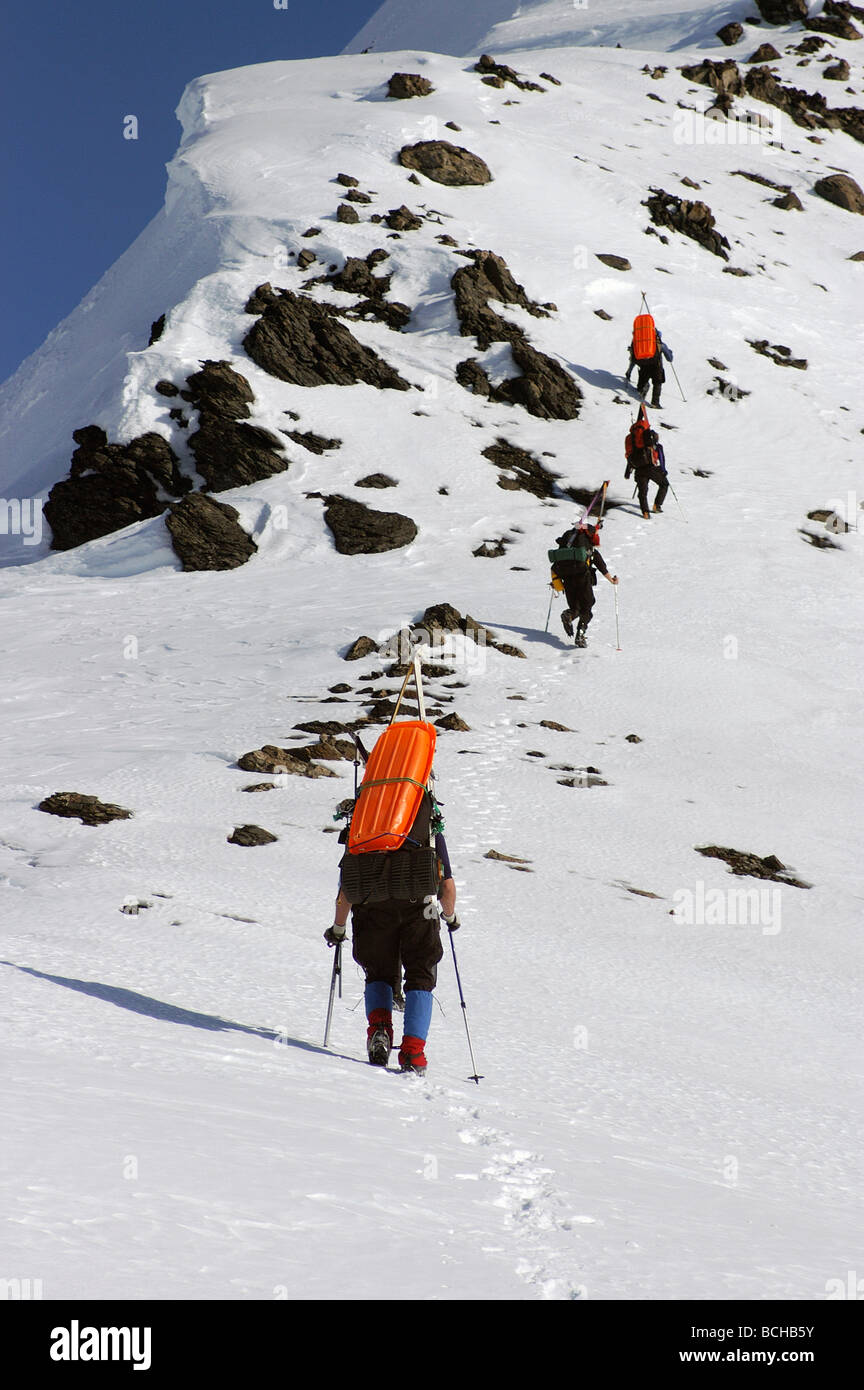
[642,509,651,520]
[575,624,587,648]
[653,502,663,514]
[366,1007,393,1067]
[398,1035,427,1074]
[561,609,573,638]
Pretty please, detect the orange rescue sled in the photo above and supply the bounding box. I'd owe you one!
[632,313,656,361]
[348,719,436,854]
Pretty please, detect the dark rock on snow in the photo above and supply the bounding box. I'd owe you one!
[387,72,435,99]
[343,635,380,661]
[321,495,418,554]
[44,427,191,551]
[747,42,781,62]
[38,792,133,826]
[228,825,279,846]
[285,429,342,455]
[716,22,744,45]
[473,53,546,93]
[451,249,551,350]
[385,205,424,231]
[595,253,632,271]
[644,188,731,259]
[183,360,287,492]
[398,140,492,186]
[814,173,864,213]
[243,284,411,391]
[165,493,258,571]
[482,438,563,498]
[753,0,808,21]
[355,473,397,488]
[695,843,811,887]
[236,745,338,777]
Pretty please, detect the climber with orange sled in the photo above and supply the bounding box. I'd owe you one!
[625,293,681,406]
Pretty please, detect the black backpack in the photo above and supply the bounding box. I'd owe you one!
[339,790,439,905]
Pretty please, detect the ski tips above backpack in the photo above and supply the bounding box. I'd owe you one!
[347,719,436,855]
[632,313,656,362]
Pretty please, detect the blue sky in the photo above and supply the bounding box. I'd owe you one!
[0,1,382,385]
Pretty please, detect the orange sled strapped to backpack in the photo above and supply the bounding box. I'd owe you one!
[632,313,656,362]
[347,719,437,855]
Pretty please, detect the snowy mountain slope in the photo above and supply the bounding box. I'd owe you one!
[1,8,863,1303]
[345,0,767,57]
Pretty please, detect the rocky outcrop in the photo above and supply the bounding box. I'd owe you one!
[284,429,341,454]
[182,360,287,492]
[814,173,864,213]
[644,188,731,259]
[236,745,339,777]
[385,205,424,231]
[387,72,435,98]
[356,473,397,488]
[773,190,804,210]
[456,343,582,420]
[398,140,492,186]
[823,58,851,80]
[321,495,417,554]
[595,253,631,270]
[805,1,863,40]
[38,792,132,826]
[473,53,545,92]
[312,253,412,330]
[343,635,380,661]
[165,493,258,571]
[452,249,551,350]
[747,42,781,62]
[449,250,579,419]
[754,0,807,21]
[228,825,278,846]
[696,844,810,887]
[243,283,411,390]
[717,22,744,45]
[482,439,563,498]
[747,339,808,368]
[683,56,864,142]
[44,427,190,551]
[408,602,525,658]
[680,58,743,95]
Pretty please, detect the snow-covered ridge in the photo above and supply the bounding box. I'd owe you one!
[345,0,768,56]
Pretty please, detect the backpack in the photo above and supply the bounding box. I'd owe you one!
[339,719,441,905]
[632,313,656,362]
[548,525,596,574]
[625,421,658,472]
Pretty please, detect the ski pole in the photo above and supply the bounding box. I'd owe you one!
[323,939,343,1047]
[614,584,621,652]
[447,926,482,1084]
[667,479,688,522]
[544,585,556,632]
[668,359,687,403]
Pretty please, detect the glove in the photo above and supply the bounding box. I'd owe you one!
[324,924,347,948]
[442,913,460,932]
